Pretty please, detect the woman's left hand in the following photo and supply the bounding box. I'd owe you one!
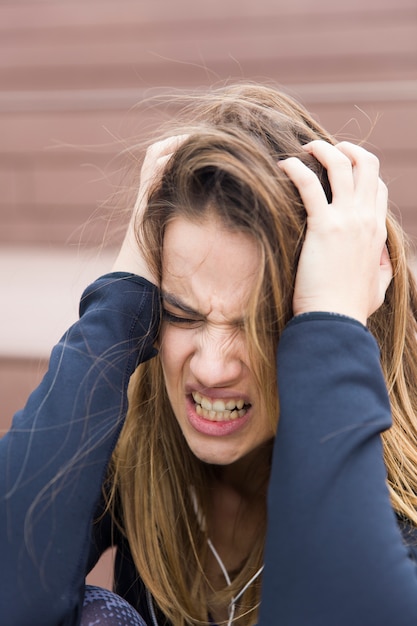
[279,140,393,325]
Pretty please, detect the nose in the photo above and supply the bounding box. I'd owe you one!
[189,327,244,388]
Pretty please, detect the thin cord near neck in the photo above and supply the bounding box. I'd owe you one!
[207,537,264,626]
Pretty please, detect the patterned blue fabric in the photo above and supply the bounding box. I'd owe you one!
[81,586,148,626]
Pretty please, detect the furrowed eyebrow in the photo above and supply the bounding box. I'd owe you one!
[161,290,246,326]
[161,291,202,317]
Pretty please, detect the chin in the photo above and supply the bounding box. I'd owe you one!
[189,443,246,466]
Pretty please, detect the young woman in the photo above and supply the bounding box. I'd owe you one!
[2,83,417,626]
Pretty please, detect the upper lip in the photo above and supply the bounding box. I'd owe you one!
[186,385,251,404]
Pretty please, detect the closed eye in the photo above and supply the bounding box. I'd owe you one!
[162,309,202,328]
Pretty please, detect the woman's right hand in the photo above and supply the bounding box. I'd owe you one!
[112,135,187,283]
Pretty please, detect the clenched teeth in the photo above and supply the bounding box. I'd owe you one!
[192,391,249,422]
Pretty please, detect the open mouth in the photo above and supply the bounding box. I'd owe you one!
[191,391,251,422]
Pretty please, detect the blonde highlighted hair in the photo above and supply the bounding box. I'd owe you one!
[109,83,417,625]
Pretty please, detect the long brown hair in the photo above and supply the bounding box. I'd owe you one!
[110,83,417,625]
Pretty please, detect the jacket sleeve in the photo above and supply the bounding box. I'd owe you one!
[0,273,160,626]
[259,312,417,626]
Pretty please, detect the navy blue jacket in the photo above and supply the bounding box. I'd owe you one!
[1,273,417,625]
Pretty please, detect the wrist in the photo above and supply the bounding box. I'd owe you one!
[112,238,157,285]
[293,298,367,326]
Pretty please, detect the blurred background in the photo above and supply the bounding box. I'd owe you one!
[1,0,416,587]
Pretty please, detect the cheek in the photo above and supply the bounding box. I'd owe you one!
[159,326,192,391]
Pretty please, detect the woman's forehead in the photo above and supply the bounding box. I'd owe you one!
[162,216,260,319]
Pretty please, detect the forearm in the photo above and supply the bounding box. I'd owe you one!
[260,313,417,626]
[0,273,159,626]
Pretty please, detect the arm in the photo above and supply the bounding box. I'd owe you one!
[259,141,417,624]
[0,136,185,626]
[0,273,159,626]
[260,312,417,625]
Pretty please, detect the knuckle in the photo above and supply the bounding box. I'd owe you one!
[308,139,327,148]
[338,155,353,169]
[335,140,352,151]
[379,178,388,195]
[282,157,316,180]
[145,135,185,164]
[335,141,357,159]
[146,140,162,157]
[336,142,380,169]
[366,151,380,169]
[298,169,320,188]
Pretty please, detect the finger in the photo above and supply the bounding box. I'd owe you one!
[145,134,189,162]
[151,153,172,180]
[135,153,172,213]
[139,134,188,195]
[375,177,389,224]
[278,157,328,218]
[335,142,380,202]
[303,140,355,204]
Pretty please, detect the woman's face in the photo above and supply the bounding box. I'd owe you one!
[159,215,275,466]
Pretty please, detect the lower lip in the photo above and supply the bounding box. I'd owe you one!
[185,396,251,437]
